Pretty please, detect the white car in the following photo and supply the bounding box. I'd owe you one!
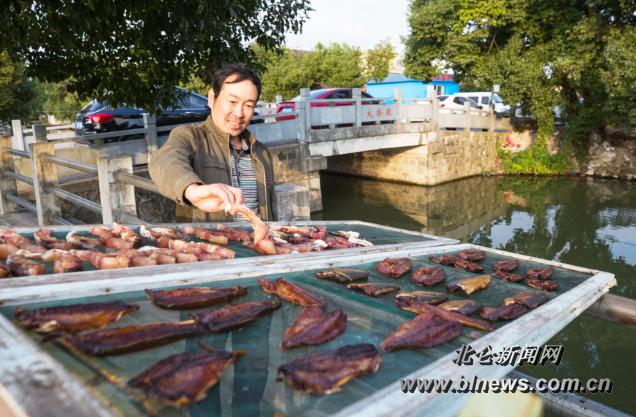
[438,94,483,111]
[453,92,511,115]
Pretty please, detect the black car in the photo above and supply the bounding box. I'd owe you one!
[75,88,212,140]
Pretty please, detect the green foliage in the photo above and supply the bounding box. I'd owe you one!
[498,137,574,175]
[364,40,396,82]
[0,52,37,122]
[31,79,84,121]
[255,41,396,101]
[404,0,636,141]
[0,0,312,113]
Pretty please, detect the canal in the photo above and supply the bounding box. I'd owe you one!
[315,173,636,415]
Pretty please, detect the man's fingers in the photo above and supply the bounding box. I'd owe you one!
[230,187,244,206]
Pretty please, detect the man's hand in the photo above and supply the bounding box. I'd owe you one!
[184,183,244,213]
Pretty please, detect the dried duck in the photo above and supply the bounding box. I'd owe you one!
[89,226,135,250]
[34,229,72,250]
[278,344,382,394]
[1,229,46,254]
[181,225,229,246]
[146,286,247,310]
[347,282,400,297]
[192,301,281,332]
[315,268,369,284]
[66,231,100,250]
[232,205,277,255]
[395,291,448,307]
[446,275,491,295]
[15,301,139,334]
[380,312,462,351]
[503,291,552,309]
[139,225,183,243]
[493,259,520,273]
[6,254,45,276]
[526,267,555,280]
[375,257,412,278]
[62,320,203,355]
[129,346,243,407]
[281,307,347,349]
[411,266,445,287]
[453,258,485,273]
[438,299,482,316]
[397,300,493,332]
[260,277,325,307]
[41,249,83,273]
[525,279,559,291]
[480,304,528,321]
[457,249,485,261]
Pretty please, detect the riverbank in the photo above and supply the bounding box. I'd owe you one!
[497,128,635,180]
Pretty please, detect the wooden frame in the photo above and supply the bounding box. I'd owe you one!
[0,239,615,417]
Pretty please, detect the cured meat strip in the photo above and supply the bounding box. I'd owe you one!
[380,313,462,352]
[438,299,482,316]
[146,286,247,309]
[525,279,559,291]
[260,277,325,307]
[493,259,520,272]
[281,307,347,350]
[526,267,555,280]
[62,320,203,355]
[375,257,412,278]
[453,258,485,273]
[192,301,281,332]
[278,344,382,394]
[480,304,528,321]
[457,249,485,261]
[503,291,552,309]
[15,301,139,334]
[129,347,243,407]
[494,270,524,282]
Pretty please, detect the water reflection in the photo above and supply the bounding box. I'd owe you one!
[315,173,636,414]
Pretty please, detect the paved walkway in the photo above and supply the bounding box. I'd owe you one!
[0,211,39,227]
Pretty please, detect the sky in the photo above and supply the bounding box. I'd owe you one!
[284,0,411,56]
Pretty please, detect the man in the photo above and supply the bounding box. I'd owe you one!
[149,64,275,222]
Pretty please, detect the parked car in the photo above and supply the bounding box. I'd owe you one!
[75,88,212,140]
[452,92,511,115]
[438,94,483,111]
[275,88,379,121]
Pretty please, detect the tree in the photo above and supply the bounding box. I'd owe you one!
[404,0,636,138]
[0,52,37,122]
[257,42,370,101]
[0,0,311,113]
[364,40,396,82]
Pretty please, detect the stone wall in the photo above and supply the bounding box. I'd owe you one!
[326,131,501,186]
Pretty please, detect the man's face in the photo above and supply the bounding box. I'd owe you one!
[209,75,258,138]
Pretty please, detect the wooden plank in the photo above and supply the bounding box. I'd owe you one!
[0,137,19,215]
[0,314,116,417]
[29,142,60,226]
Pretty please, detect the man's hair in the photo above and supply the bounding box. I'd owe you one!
[211,63,262,100]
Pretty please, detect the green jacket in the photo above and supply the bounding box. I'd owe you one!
[149,115,276,222]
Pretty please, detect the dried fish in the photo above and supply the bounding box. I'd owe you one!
[380,313,462,351]
[129,346,243,407]
[480,304,528,321]
[411,266,446,287]
[397,301,493,332]
[347,282,400,297]
[146,286,247,310]
[15,301,139,334]
[192,301,281,332]
[395,291,448,307]
[375,257,412,278]
[282,307,347,349]
[278,344,382,394]
[315,268,369,284]
[446,275,491,295]
[503,291,552,309]
[62,320,203,355]
[260,277,325,307]
[438,299,482,316]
